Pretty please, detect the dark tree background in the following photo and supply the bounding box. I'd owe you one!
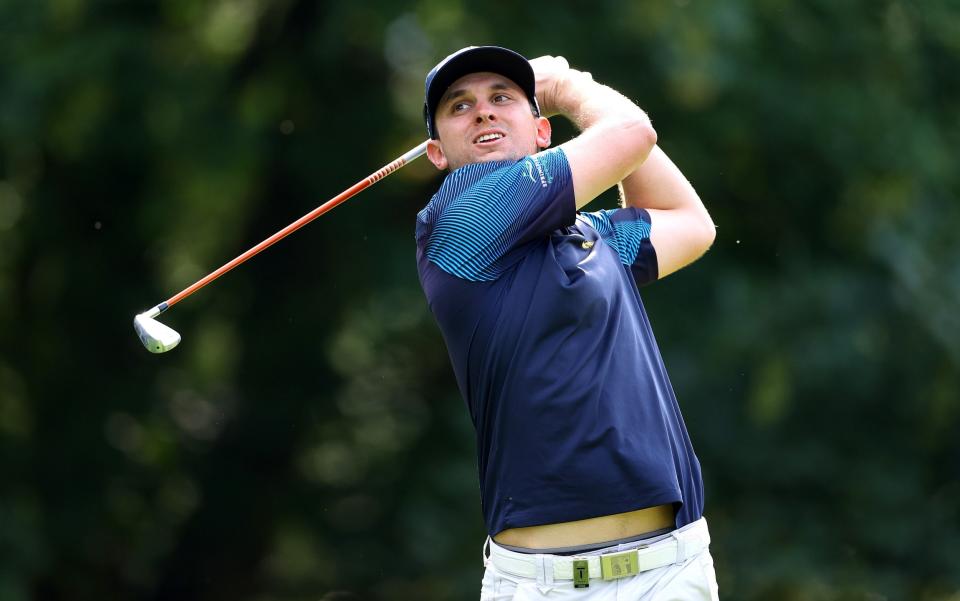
[1,1,958,600]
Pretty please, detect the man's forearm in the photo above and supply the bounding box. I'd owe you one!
[546,71,653,136]
[618,145,706,214]
[619,145,716,279]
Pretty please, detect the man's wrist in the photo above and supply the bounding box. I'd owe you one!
[549,70,596,119]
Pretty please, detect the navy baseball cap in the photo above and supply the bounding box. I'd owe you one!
[423,46,540,140]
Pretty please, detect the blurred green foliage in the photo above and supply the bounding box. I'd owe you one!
[1,1,959,600]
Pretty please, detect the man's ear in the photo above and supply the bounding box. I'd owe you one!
[535,116,552,150]
[426,139,448,170]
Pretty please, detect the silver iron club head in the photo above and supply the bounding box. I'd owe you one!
[134,305,180,353]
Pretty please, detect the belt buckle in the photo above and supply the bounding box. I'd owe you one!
[572,559,590,588]
[600,549,640,580]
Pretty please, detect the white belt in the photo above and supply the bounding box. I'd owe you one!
[488,517,710,583]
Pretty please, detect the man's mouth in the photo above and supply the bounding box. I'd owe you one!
[474,132,505,145]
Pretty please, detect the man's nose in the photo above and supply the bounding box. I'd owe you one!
[475,103,497,124]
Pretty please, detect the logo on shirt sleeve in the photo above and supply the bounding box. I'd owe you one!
[523,155,553,188]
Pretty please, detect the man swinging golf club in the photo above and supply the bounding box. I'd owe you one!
[416,46,719,599]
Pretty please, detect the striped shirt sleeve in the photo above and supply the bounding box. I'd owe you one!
[579,207,659,286]
[424,147,575,281]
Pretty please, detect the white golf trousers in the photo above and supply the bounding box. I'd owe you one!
[480,517,720,600]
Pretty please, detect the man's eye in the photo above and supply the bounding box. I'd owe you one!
[493,94,510,103]
[452,102,470,113]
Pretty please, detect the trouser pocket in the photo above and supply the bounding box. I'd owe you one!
[480,565,521,600]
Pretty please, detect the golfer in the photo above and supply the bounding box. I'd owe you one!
[415,46,718,600]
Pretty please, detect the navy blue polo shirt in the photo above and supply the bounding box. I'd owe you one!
[415,147,703,536]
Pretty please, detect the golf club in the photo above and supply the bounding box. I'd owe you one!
[134,141,429,353]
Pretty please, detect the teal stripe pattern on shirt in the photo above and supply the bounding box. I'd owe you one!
[418,148,572,282]
[579,208,652,265]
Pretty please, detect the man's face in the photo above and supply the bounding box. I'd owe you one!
[426,72,551,172]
